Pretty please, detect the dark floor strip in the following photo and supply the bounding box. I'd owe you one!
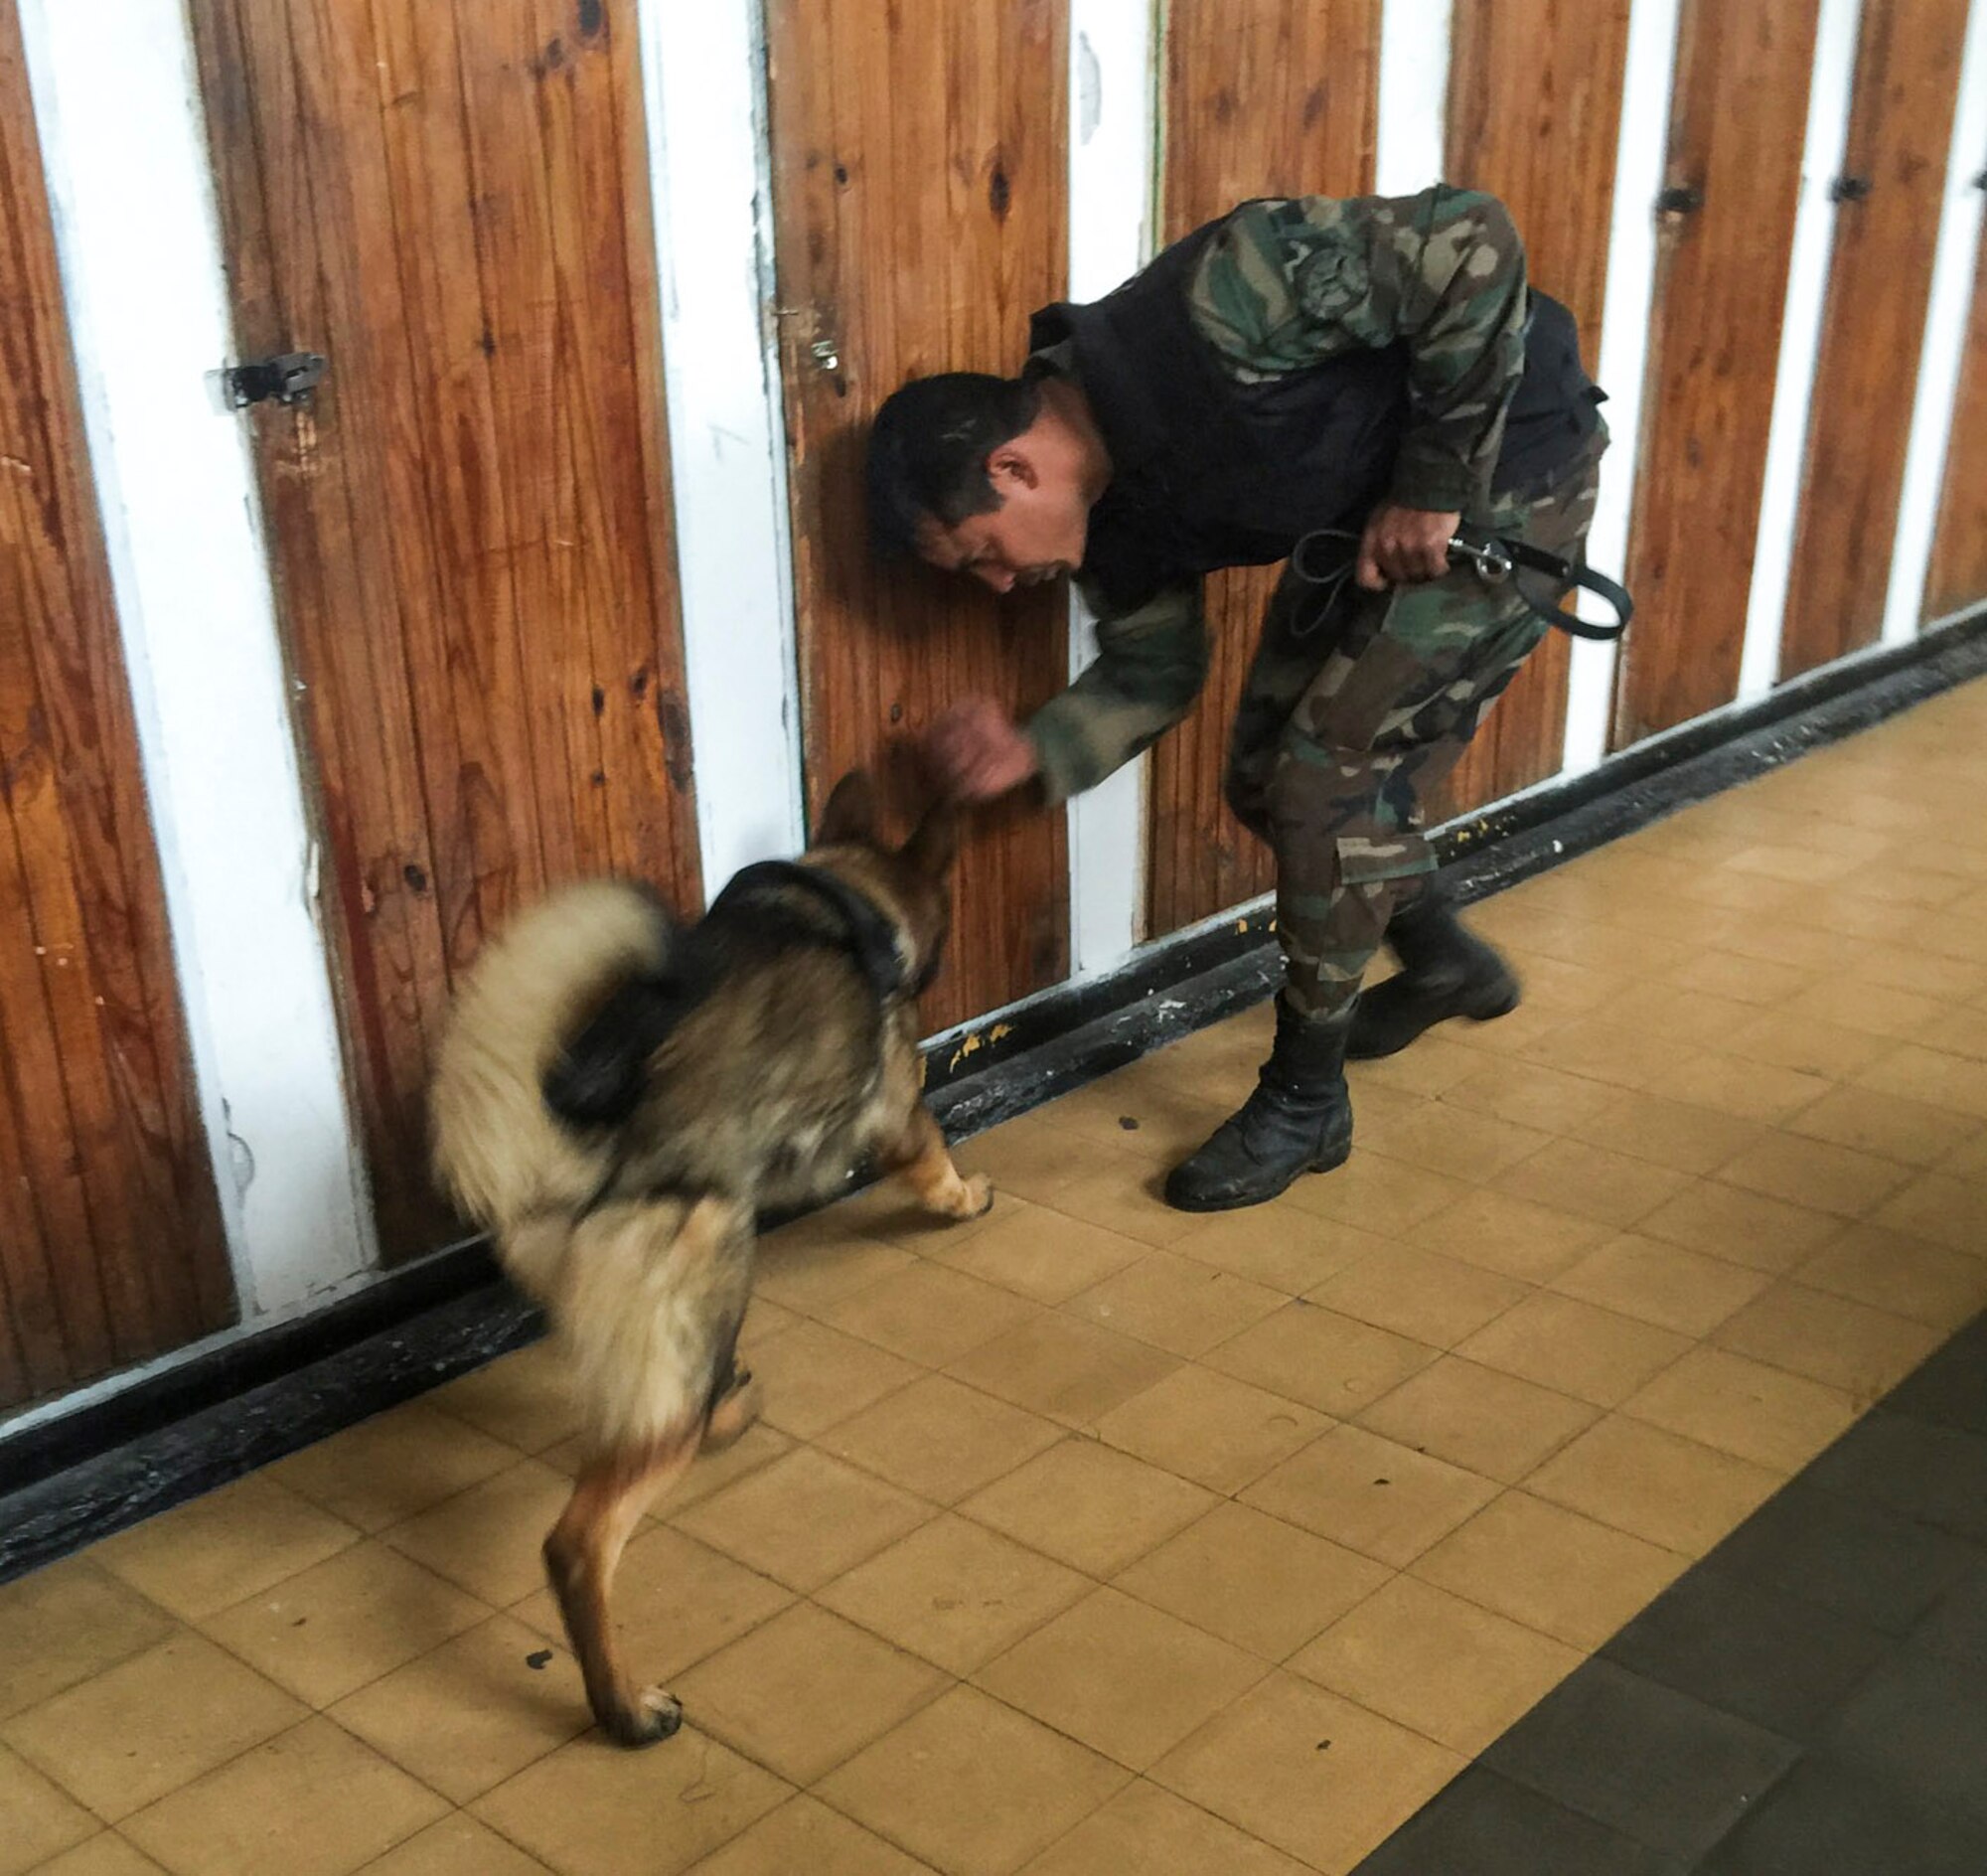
[1351,1311,1987,1876]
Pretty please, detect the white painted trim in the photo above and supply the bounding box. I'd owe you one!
[1739,0,1864,700]
[1376,0,1453,197]
[1885,0,1987,643]
[16,2,373,1319]
[1561,0,1683,774]
[637,0,807,891]
[1065,1,1159,976]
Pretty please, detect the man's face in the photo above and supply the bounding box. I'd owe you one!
[914,446,1091,595]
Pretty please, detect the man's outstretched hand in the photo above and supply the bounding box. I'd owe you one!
[1356,502,1462,590]
[922,696,1039,804]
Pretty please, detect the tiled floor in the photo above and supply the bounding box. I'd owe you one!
[5,678,1987,1875]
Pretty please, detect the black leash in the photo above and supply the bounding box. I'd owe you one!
[1290,526,1633,641]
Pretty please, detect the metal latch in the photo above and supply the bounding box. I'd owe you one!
[223,352,328,408]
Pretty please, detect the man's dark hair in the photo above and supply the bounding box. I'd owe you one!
[865,372,1043,558]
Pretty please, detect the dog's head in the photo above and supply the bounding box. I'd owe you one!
[807,769,958,1000]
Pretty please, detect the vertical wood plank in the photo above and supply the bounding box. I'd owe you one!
[1146,0,1384,938]
[765,0,1071,1030]
[1779,0,1970,679]
[1923,218,1987,623]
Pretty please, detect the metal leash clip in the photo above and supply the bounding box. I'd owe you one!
[1448,534,1513,584]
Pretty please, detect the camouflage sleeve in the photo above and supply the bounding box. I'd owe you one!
[1188,186,1530,515]
[1023,581,1209,804]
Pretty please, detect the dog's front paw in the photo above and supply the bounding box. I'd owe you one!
[944,1172,994,1220]
[605,1685,684,1749]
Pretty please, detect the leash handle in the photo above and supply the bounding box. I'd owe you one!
[1450,530,1634,641]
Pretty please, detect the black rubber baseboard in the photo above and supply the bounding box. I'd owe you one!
[2,609,1981,1584]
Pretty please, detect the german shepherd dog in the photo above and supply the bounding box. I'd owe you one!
[429,773,991,1746]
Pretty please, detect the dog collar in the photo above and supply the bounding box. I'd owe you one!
[707,860,911,1006]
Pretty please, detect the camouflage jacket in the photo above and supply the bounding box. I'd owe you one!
[1027,184,1531,804]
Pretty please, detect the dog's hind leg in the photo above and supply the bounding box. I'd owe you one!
[880,1104,994,1221]
[542,1425,700,1748]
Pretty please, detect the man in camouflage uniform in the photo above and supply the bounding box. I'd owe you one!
[867,186,1606,1210]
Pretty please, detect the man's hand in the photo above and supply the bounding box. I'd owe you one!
[1356,502,1462,590]
[922,696,1040,803]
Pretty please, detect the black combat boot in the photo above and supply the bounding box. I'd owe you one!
[1163,1005,1354,1212]
[1348,882,1518,1060]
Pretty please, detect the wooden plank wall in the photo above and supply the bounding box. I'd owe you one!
[763,0,1071,1031]
[190,0,700,1260]
[1779,0,1972,679]
[1614,0,1822,743]
[1924,220,1987,625]
[0,2,232,1407]
[1441,0,1631,814]
[1146,0,1383,938]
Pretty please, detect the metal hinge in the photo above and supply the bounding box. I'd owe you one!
[1829,174,1875,204]
[1654,184,1704,217]
[223,351,328,408]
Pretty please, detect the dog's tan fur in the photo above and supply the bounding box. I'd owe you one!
[429,777,988,1745]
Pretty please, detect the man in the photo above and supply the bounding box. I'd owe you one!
[866,185,1606,1211]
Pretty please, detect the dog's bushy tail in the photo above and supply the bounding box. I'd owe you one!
[431,880,671,1236]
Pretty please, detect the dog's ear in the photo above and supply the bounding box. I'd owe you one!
[813,770,878,848]
[901,800,959,879]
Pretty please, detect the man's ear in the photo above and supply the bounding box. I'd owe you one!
[901,801,959,878]
[814,770,878,848]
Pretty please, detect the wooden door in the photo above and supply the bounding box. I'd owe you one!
[764,0,1071,1030]
[1,3,232,1407]
[1443,0,1632,809]
[191,0,700,1258]
[1147,0,1383,939]
[1614,0,1822,743]
[1924,217,1987,625]
[1779,0,1971,678]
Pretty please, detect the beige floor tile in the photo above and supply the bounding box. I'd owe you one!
[1408,1187,1613,1283]
[672,1603,946,1786]
[1723,1011,1895,1083]
[752,1228,918,1318]
[473,1727,790,1876]
[330,1615,588,1804]
[267,1404,520,1534]
[1241,1424,1498,1568]
[1853,1040,1987,1120]
[1016,1778,1310,1876]
[1411,1491,1686,1648]
[1350,1030,1486,1099]
[1040,1150,1207,1249]
[673,1448,931,1593]
[925,1199,1149,1304]
[818,1514,1089,1675]
[945,1312,1181,1429]
[380,1459,577,1607]
[1150,1669,1463,1874]
[1550,1233,1774,1334]
[1514,1015,1700,1097]
[200,1540,488,1707]
[1942,1130,1987,1182]
[1492,1138,1691,1230]
[1168,1205,1390,1295]
[424,1342,577,1454]
[1290,1575,1583,1757]
[1359,1101,1551,1183]
[817,1686,1128,1876]
[1566,1090,1768,1176]
[510,1523,795,1686]
[1044,1064,1232,1156]
[686,1794,937,1875]
[0,1561,176,1723]
[23,1834,168,1876]
[826,1264,1042,1368]
[817,1373,1062,1505]
[357,1813,554,1876]
[1524,1415,1783,1554]
[1439,1055,1618,1137]
[951,1114,1095,1202]
[959,1440,1215,1577]
[1094,1363,1328,1493]
[120,1717,445,1876]
[1795,1221,1987,1328]
[769,1174,1007,1262]
[1280,1149,1472,1236]
[1644,1051,1835,1125]
[1305,1244,1533,1348]
[753,1320,924,1441]
[1785,1084,1983,1168]
[1637,1180,1842,1275]
[1,1634,305,1822]
[1711,1281,1945,1403]
[1355,1356,1598,1485]
[0,1742,97,1874]
[1454,1292,1693,1408]
[1202,1302,1440,1418]
[1115,1502,1390,1660]
[1715,1133,1915,1219]
[1914,1003,1987,1061]
[1787,977,1956,1041]
[1665,948,1819,1008]
[976,1585,1265,1771]
[1871,1169,1987,1255]
[1622,1346,1860,1473]
[539,1420,790,1505]
[87,1477,359,1623]
[1063,1250,1287,1358]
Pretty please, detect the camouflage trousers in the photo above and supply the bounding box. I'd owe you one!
[1225,433,1605,1022]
